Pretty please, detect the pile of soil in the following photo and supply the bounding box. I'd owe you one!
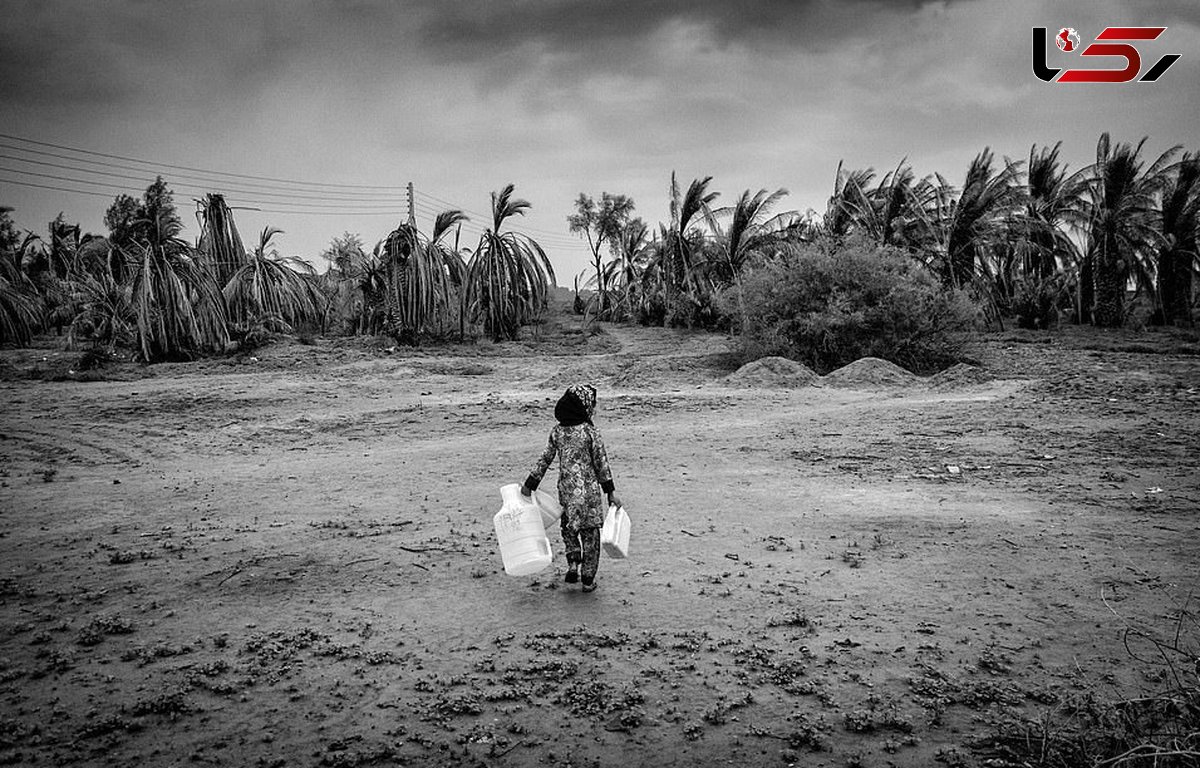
[541,359,622,389]
[822,356,917,387]
[724,356,819,388]
[612,356,728,389]
[928,362,992,389]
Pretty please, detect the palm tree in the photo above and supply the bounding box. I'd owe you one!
[223,226,321,344]
[600,217,649,321]
[462,184,555,341]
[357,245,388,335]
[380,210,467,343]
[702,188,793,329]
[658,174,719,324]
[0,252,38,346]
[196,193,249,290]
[47,213,80,279]
[126,202,227,361]
[871,161,930,249]
[918,148,1023,288]
[824,162,876,241]
[707,188,792,281]
[66,262,135,353]
[1018,143,1085,281]
[1155,152,1199,327]
[316,233,369,335]
[1083,133,1179,327]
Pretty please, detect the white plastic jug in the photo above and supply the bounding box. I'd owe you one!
[600,504,631,559]
[532,488,562,528]
[494,484,553,576]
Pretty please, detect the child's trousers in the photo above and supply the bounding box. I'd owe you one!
[561,520,601,585]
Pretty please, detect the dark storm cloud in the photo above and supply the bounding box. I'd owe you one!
[0,1,320,109]
[417,0,965,59]
[0,0,972,111]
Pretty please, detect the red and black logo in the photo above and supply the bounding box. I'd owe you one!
[1033,26,1180,83]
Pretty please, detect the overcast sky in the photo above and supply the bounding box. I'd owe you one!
[2,0,1198,283]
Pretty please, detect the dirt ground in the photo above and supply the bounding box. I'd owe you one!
[1,309,1198,767]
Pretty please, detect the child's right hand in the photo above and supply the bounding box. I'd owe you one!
[520,484,532,498]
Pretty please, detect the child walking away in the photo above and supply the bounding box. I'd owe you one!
[522,384,621,593]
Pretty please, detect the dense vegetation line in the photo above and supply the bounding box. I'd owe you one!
[1,133,1197,368]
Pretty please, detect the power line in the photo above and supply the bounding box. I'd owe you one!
[0,176,407,217]
[0,132,410,191]
[0,176,134,200]
[0,144,410,201]
[412,190,586,246]
[0,167,409,211]
[412,191,583,243]
[0,151,410,205]
[409,192,589,249]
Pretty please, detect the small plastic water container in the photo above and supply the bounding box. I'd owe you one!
[494,484,553,576]
[532,488,562,529]
[601,505,631,559]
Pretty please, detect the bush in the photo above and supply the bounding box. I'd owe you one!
[1011,274,1069,330]
[738,239,978,374]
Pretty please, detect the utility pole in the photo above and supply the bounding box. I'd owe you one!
[407,181,415,227]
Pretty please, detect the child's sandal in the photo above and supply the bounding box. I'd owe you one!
[581,578,597,593]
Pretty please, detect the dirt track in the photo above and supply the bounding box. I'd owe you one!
[1,315,1198,767]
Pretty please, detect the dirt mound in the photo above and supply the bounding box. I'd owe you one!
[541,359,622,389]
[823,357,917,388]
[725,356,819,388]
[612,353,737,389]
[928,362,992,389]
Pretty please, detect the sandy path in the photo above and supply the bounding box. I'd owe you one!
[1,320,1197,767]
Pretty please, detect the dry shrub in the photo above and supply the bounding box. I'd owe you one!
[738,239,979,374]
[976,595,1199,767]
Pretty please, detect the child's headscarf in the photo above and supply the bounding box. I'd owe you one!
[554,383,597,426]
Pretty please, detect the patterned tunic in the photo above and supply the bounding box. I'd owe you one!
[526,423,615,531]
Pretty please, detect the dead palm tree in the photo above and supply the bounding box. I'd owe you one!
[223,226,321,343]
[127,204,228,361]
[381,210,468,343]
[196,193,249,290]
[1083,133,1179,327]
[462,184,555,341]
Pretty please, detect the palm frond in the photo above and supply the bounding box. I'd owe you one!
[490,184,532,233]
[0,271,39,346]
[432,210,469,244]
